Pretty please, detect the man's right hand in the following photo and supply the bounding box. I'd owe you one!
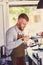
[17,34,24,39]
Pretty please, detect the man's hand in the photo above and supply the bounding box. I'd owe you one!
[17,34,29,41]
[23,36,29,41]
[27,39,34,46]
[17,34,24,39]
[28,42,32,46]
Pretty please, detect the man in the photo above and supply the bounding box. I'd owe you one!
[6,13,29,65]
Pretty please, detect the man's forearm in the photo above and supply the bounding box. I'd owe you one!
[6,38,24,50]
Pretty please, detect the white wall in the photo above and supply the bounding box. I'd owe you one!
[0,0,8,46]
[0,6,4,46]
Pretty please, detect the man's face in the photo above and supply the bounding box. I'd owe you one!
[18,18,28,31]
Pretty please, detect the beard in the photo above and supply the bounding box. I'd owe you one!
[19,26,24,31]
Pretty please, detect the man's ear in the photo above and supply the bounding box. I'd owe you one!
[17,20,19,24]
[18,20,21,24]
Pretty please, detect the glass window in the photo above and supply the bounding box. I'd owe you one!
[9,5,43,36]
[9,6,37,27]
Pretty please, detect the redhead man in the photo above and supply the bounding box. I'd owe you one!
[6,13,29,65]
